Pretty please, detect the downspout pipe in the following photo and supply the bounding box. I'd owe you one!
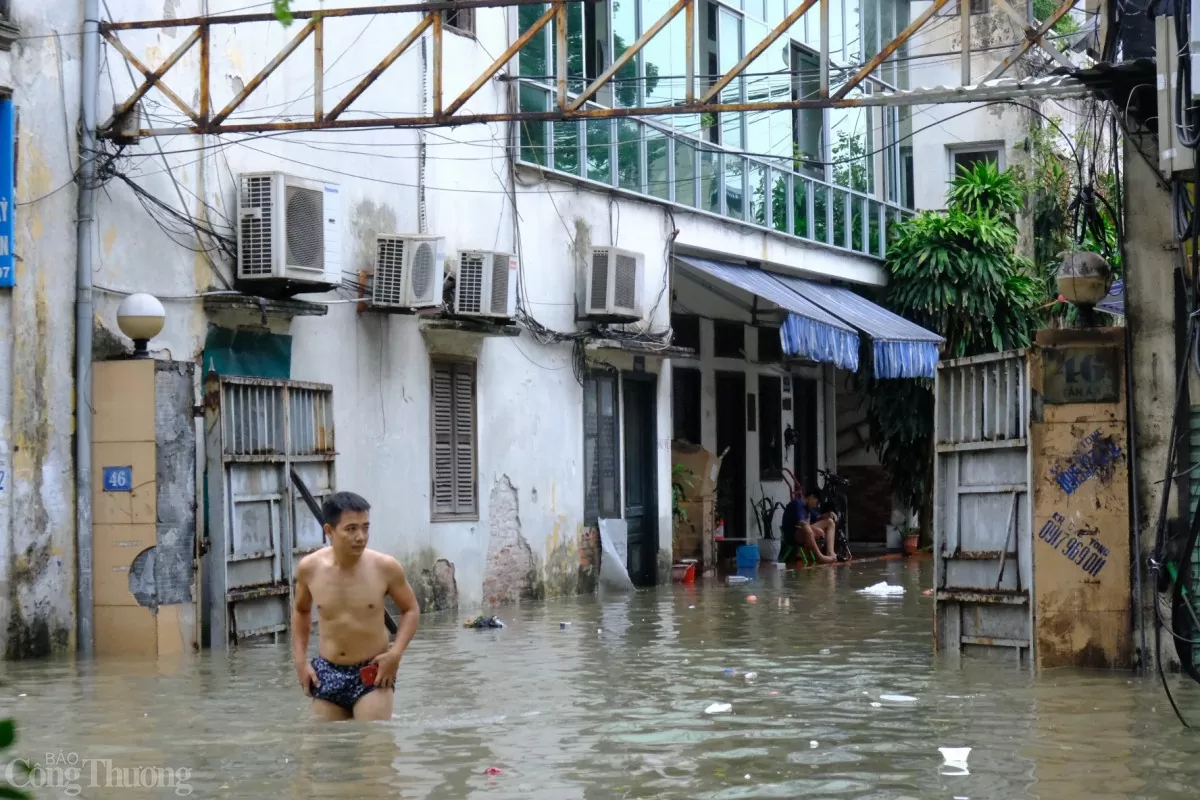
[75,0,100,658]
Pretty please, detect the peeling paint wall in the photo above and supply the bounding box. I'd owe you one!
[1,1,83,658]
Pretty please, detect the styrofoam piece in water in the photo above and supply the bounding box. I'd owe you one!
[880,694,917,702]
[705,703,732,714]
[856,581,905,596]
[939,747,971,763]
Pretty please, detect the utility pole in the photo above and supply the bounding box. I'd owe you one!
[75,0,99,658]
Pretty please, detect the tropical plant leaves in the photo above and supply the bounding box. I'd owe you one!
[861,162,1045,513]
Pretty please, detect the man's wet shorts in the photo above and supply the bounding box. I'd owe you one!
[309,656,376,711]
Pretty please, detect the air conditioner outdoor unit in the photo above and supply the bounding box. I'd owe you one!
[236,171,342,286]
[372,234,446,309]
[453,250,518,320]
[583,246,643,321]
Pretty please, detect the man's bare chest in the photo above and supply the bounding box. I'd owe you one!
[310,572,388,618]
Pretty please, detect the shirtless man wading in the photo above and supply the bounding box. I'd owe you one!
[292,491,420,721]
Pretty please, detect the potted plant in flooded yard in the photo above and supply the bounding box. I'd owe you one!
[900,521,920,557]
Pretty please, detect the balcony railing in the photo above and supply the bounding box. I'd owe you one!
[515,79,912,262]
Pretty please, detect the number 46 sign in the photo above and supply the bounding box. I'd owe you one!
[102,466,132,492]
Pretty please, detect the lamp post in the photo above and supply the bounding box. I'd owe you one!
[1056,250,1112,327]
[116,293,165,358]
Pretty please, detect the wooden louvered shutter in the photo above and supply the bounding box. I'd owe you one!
[431,360,476,518]
[451,362,476,514]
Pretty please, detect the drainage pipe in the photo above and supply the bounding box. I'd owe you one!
[75,0,100,658]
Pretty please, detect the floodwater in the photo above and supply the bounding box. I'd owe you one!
[4,557,1200,799]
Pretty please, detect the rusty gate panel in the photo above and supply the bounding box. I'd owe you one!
[204,374,336,648]
[934,350,1033,666]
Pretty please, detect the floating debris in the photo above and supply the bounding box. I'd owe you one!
[705,703,732,714]
[857,582,905,596]
[464,615,505,629]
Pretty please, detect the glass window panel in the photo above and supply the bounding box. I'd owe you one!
[750,162,767,226]
[612,0,640,108]
[700,147,720,214]
[518,86,549,166]
[793,177,809,238]
[863,0,879,61]
[563,2,585,95]
[675,137,697,206]
[833,189,847,248]
[869,201,883,256]
[647,127,672,200]
[793,47,824,180]
[719,10,744,148]
[829,0,844,62]
[643,0,688,121]
[845,0,861,62]
[725,155,746,220]
[770,170,789,234]
[554,120,581,174]
[617,119,643,192]
[851,195,864,252]
[587,119,612,183]
[813,184,829,243]
[830,107,869,192]
[518,3,549,78]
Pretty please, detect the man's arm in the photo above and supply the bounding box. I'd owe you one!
[292,557,315,673]
[384,556,420,660]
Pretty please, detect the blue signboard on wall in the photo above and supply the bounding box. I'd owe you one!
[0,97,12,288]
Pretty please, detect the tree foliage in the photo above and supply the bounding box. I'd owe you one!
[862,162,1045,517]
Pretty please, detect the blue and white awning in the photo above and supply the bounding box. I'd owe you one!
[771,273,944,379]
[674,255,861,372]
[673,255,944,379]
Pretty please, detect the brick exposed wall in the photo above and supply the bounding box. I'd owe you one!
[839,465,893,544]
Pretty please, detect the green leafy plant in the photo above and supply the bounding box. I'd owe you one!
[860,162,1045,537]
[0,717,31,799]
[273,0,294,26]
[672,464,695,523]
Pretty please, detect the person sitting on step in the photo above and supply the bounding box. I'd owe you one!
[781,489,838,564]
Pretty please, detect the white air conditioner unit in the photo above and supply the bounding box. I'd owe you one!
[453,250,518,320]
[371,234,446,309]
[236,171,342,286]
[583,246,643,321]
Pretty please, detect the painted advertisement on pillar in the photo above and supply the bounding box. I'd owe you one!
[1030,333,1132,670]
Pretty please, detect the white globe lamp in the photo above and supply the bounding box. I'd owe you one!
[117,293,166,358]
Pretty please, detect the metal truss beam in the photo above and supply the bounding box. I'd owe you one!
[97,0,1086,139]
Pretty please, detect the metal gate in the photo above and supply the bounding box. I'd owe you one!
[204,374,336,647]
[933,350,1033,666]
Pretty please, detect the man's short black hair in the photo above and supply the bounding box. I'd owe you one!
[322,491,371,528]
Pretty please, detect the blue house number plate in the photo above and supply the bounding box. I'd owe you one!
[102,466,133,492]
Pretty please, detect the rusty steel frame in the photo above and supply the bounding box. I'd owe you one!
[97,0,1083,139]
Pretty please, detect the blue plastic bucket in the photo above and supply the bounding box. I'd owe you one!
[736,545,760,569]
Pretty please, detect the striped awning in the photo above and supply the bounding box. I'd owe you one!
[674,255,861,372]
[770,273,944,379]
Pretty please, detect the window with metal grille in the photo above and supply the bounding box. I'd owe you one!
[584,370,621,525]
[431,360,477,519]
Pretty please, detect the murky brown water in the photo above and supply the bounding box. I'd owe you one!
[3,557,1200,798]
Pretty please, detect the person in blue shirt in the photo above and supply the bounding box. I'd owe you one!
[780,489,839,564]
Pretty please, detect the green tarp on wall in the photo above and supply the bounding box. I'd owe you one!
[201,325,292,380]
